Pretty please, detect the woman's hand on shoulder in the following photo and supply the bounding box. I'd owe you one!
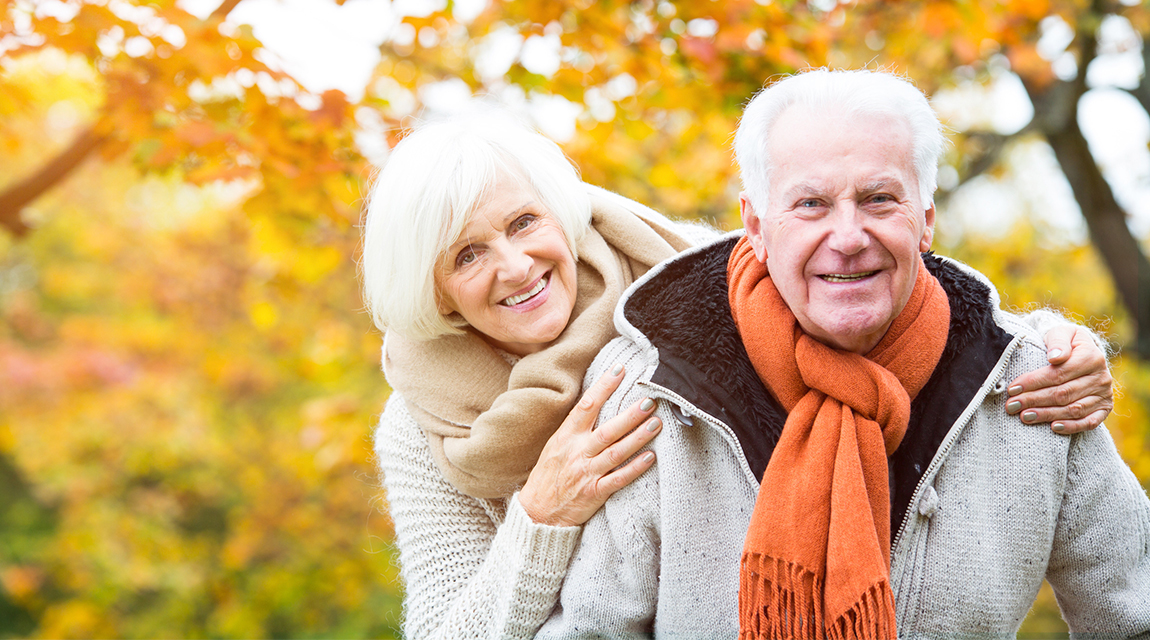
[1006,325,1113,435]
[518,364,660,527]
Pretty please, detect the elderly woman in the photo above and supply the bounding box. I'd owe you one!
[361,111,1112,639]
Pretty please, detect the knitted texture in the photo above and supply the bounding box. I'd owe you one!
[375,394,581,640]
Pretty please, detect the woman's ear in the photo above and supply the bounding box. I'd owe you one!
[435,292,455,316]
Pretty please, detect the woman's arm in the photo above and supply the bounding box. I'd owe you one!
[376,369,660,639]
[377,394,578,639]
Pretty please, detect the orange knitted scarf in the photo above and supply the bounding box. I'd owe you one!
[727,236,950,639]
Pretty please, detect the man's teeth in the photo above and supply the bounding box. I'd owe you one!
[821,271,878,283]
[502,276,547,306]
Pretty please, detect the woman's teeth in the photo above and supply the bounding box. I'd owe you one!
[821,271,878,283]
[502,276,547,306]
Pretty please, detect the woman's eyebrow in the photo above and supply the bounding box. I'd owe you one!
[501,201,534,222]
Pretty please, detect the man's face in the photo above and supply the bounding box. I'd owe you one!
[742,107,936,354]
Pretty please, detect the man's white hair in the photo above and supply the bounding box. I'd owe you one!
[360,109,590,341]
[734,68,946,215]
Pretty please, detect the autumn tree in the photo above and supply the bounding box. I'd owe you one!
[2,0,401,635]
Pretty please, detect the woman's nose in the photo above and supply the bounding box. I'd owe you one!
[493,242,533,282]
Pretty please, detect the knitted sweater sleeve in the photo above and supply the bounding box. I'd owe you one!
[536,341,664,639]
[1045,426,1150,634]
[375,393,583,640]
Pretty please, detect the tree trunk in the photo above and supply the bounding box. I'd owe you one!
[1023,18,1150,358]
[1045,124,1150,357]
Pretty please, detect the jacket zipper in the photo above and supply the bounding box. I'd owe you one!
[889,334,1023,629]
[636,379,761,488]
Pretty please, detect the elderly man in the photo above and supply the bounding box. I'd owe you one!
[537,69,1150,638]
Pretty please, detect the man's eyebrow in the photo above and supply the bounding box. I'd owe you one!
[781,182,826,199]
[859,178,906,193]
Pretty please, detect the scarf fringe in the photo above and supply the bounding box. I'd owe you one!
[825,582,897,640]
[739,553,823,640]
[740,553,897,640]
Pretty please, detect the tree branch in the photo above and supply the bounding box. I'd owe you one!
[0,0,249,238]
[0,116,111,237]
[1124,33,1150,115]
[210,0,244,21]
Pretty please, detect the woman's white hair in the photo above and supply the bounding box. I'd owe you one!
[361,109,591,340]
[734,68,946,215]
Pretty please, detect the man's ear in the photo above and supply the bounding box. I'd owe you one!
[920,203,936,252]
[740,193,770,263]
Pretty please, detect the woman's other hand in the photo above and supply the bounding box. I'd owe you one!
[519,364,660,527]
[1006,325,1114,435]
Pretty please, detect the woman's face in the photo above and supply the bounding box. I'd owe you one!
[435,177,578,357]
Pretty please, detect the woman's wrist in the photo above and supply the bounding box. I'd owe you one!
[516,490,581,528]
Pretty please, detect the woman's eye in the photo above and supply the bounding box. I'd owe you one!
[799,199,821,208]
[512,214,535,232]
[455,249,477,268]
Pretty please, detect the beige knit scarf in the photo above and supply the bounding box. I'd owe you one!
[383,186,694,498]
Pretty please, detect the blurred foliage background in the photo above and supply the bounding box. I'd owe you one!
[1,0,1147,637]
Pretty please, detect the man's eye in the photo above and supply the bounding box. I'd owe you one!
[870,194,893,204]
[799,199,821,208]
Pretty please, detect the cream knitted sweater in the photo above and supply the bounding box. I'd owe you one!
[375,393,582,639]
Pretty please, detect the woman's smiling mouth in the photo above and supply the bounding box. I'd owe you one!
[501,273,549,307]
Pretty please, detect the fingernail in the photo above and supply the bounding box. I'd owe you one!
[642,452,655,463]
[640,398,655,412]
[611,363,623,376]
[1006,401,1021,414]
[1008,385,1023,396]
[1048,349,1063,359]
[1052,422,1066,432]
[1022,411,1037,423]
[645,417,661,432]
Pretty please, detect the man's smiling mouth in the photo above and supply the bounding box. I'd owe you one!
[819,270,879,283]
[501,274,548,306]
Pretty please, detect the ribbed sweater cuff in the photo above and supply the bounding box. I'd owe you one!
[506,493,582,572]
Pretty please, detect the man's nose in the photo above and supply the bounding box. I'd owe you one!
[493,241,533,282]
[827,205,870,255]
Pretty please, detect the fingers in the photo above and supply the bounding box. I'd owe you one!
[1007,392,1110,429]
[1006,326,1113,435]
[1012,326,1108,393]
[1007,370,1110,413]
[591,415,661,474]
[1040,325,1075,365]
[588,397,657,455]
[565,364,628,432]
[598,450,657,495]
[1048,408,1110,435]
